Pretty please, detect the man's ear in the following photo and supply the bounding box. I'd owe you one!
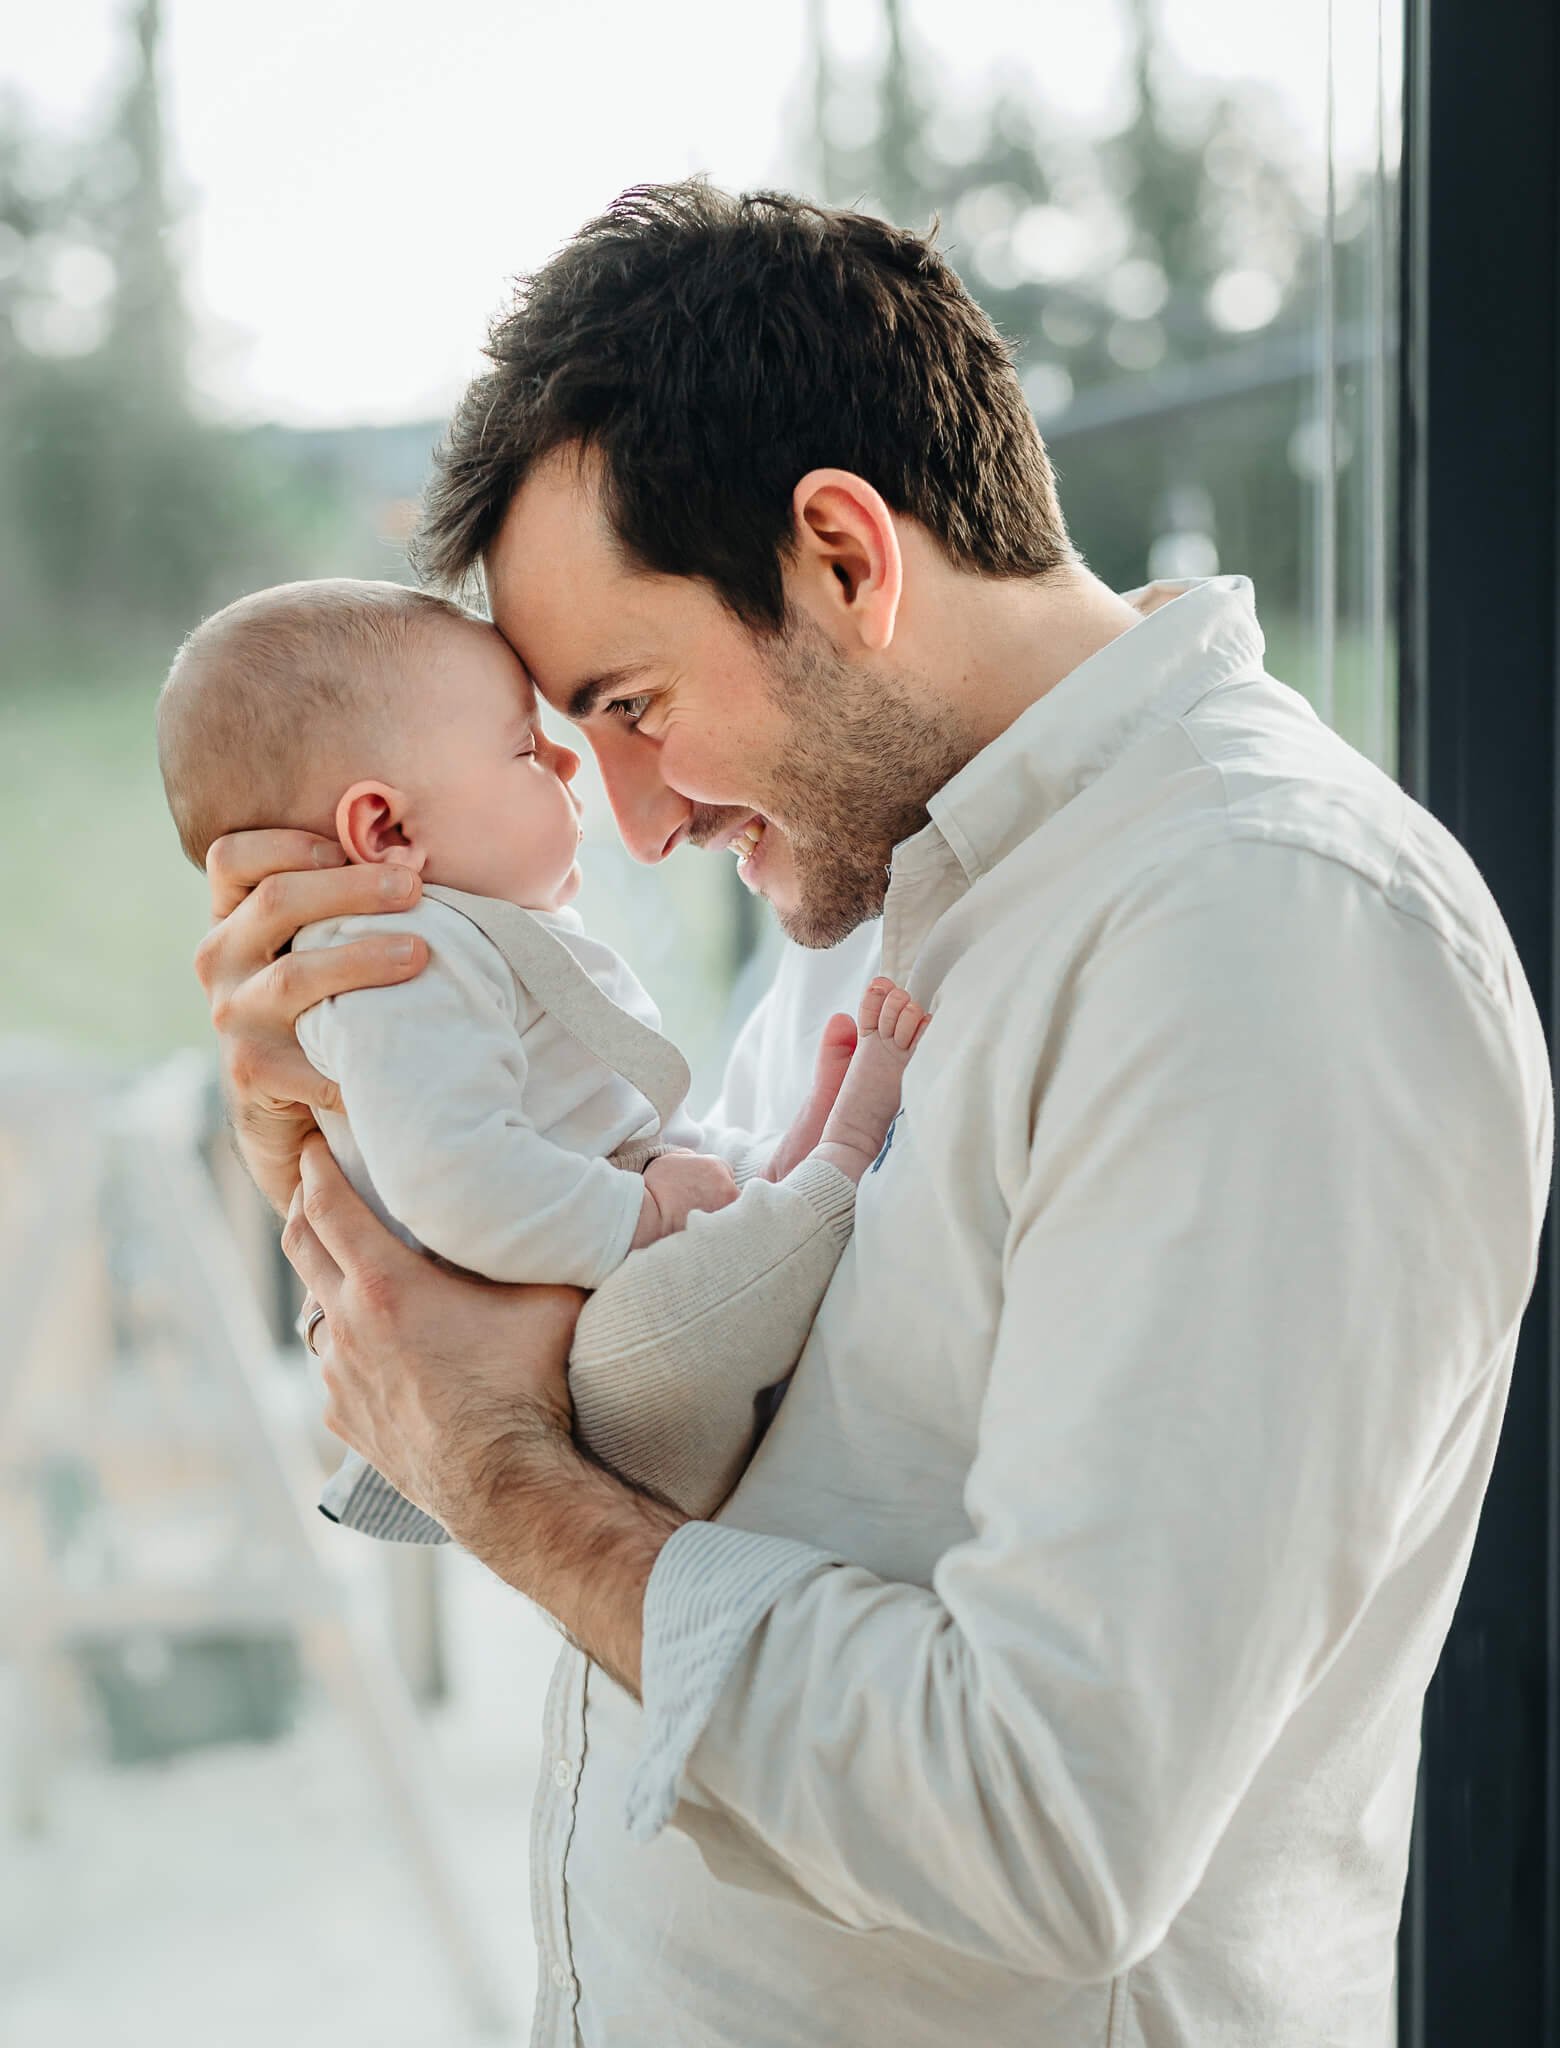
[789,468,904,653]
[334,780,427,871]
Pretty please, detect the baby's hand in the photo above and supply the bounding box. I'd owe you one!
[634,1150,740,1248]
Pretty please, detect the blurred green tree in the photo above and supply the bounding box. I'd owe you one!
[0,0,349,668]
[801,0,1379,633]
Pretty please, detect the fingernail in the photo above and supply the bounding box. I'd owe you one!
[313,842,346,866]
[381,868,414,900]
[389,936,416,963]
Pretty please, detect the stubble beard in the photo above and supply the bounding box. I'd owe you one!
[756,614,980,949]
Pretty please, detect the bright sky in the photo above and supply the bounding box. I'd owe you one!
[6,0,1388,427]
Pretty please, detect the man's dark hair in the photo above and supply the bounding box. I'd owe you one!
[414,180,1074,628]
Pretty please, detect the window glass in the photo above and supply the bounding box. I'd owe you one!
[0,11,1408,2038]
[805,0,1401,771]
[0,0,1402,1078]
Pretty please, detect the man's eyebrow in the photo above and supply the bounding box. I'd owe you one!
[567,663,649,722]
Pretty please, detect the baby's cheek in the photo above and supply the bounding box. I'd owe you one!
[509,793,580,903]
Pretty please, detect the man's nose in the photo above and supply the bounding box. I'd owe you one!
[593,735,691,865]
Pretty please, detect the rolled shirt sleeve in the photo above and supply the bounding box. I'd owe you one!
[628,1524,840,1838]
[626,838,1550,1981]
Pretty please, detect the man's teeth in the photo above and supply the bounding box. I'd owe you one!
[730,821,766,861]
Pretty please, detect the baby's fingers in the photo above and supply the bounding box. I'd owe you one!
[866,981,930,1052]
[894,1001,930,1052]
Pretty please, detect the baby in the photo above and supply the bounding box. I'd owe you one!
[158,579,928,1530]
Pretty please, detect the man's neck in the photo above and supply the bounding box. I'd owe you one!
[906,555,1147,760]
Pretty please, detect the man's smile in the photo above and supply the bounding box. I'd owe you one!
[727,815,768,880]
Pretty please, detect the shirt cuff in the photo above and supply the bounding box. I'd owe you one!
[624,1521,838,1841]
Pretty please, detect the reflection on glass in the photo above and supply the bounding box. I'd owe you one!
[808,0,1401,770]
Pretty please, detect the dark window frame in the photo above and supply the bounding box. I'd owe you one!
[1396,0,1560,2039]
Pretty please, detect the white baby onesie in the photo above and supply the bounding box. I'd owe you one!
[295,893,716,1291]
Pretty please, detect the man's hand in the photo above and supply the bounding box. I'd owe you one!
[284,1135,683,1692]
[197,829,429,1213]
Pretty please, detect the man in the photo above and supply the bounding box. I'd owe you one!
[198,184,1551,2045]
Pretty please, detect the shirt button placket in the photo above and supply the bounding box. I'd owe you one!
[535,1646,587,2040]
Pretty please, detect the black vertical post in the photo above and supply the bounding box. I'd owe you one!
[1397,0,1560,2040]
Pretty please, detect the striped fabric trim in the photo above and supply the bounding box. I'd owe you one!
[319,1452,450,1545]
[625,1522,838,1841]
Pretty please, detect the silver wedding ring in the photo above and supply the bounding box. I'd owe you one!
[304,1303,328,1356]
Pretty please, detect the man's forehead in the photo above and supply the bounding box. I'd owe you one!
[500,607,649,719]
[488,449,617,602]
[489,466,629,657]
[487,466,665,715]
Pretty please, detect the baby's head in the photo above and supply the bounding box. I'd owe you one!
[158,578,584,911]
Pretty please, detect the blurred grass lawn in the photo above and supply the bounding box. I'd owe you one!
[1,647,211,1064]
[1,609,1393,1072]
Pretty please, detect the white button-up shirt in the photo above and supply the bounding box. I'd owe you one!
[529,577,1552,2048]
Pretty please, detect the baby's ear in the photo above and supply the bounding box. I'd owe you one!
[335,780,426,871]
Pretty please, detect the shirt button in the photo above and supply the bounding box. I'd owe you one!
[553,1759,574,1788]
[551,1962,570,1990]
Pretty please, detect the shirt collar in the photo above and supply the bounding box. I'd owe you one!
[923,575,1266,885]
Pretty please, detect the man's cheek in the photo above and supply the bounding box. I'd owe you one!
[580,720,641,790]
[661,725,775,811]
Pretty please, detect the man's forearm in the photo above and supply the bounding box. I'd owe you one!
[276,1129,676,1688]
[461,1423,686,1697]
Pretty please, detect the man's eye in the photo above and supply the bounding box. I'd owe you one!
[607,694,652,727]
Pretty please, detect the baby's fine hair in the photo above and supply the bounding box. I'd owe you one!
[157,578,475,870]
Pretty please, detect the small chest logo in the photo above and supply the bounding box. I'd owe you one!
[869,1110,903,1175]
